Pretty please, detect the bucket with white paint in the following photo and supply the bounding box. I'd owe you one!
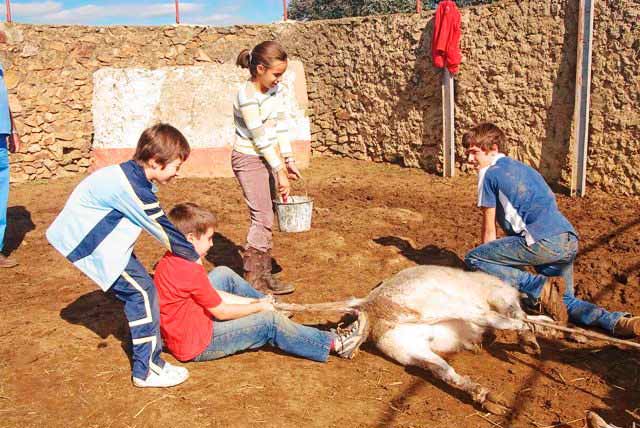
[273,182,313,233]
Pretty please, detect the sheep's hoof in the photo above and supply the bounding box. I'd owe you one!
[518,330,541,355]
[482,392,510,416]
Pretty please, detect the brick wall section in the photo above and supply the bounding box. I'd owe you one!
[0,0,638,194]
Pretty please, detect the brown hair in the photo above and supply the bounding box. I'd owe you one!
[236,41,288,78]
[462,123,507,153]
[168,202,217,237]
[133,123,190,167]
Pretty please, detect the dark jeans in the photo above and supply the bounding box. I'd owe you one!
[465,232,626,333]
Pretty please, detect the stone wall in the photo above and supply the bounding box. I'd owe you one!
[0,0,638,194]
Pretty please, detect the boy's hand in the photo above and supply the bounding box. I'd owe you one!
[260,295,276,305]
[276,168,291,199]
[258,300,275,312]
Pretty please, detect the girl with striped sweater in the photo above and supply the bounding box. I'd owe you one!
[232,41,301,295]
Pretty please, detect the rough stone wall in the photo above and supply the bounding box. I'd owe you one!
[0,0,638,194]
[589,1,640,195]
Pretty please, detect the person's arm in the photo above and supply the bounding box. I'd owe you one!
[237,89,291,196]
[208,300,273,321]
[111,167,199,261]
[184,265,273,320]
[481,207,497,244]
[237,88,283,171]
[7,109,19,153]
[216,289,261,305]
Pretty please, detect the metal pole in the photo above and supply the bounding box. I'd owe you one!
[175,0,180,24]
[571,0,595,196]
[283,0,288,20]
[416,0,422,14]
[5,0,12,23]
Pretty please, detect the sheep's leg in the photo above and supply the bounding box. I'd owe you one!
[376,325,510,415]
[471,311,526,330]
[483,290,543,354]
[478,312,542,356]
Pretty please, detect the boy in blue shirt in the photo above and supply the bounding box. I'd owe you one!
[0,31,21,268]
[47,124,201,387]
[463,123,639,338]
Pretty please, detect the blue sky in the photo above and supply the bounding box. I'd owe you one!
[0,1,285,26]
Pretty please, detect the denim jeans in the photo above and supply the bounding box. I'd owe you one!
[0,136,9,252]
[193,266,334,362]
[465,232,626,333]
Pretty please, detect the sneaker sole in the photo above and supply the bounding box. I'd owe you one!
[344,313,370,359]
[132,372,189,388]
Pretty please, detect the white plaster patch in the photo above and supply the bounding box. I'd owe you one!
[92,61,310,149]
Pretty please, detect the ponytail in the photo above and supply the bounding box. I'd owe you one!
[236,48,251,69]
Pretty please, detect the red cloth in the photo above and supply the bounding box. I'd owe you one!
[154,252,222,361]
[431,0,462,73]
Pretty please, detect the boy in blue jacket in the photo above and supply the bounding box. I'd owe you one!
[463,123,639,338]
[47,124,200,387]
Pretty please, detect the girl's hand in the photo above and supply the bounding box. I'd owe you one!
[276,168,291,199]
[285,159,301,180]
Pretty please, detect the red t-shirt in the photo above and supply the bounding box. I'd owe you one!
[154,252,222,361]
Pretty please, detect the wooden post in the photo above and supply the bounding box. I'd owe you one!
[5,0,11,23]
[283,0,288,20]
[571,0,595,196]
[416,0,422,14]
[175,0,180,24]
[442,69,455,177]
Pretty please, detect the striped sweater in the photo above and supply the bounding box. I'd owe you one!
[46,160,199,291]
[233,81,292,171]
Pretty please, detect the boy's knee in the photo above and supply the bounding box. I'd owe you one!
[253,310,279,329]
[212,265,234,277]
[209,265,237,283]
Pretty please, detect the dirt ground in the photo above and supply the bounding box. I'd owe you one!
[1,157,639,428]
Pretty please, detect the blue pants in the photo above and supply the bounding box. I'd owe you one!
[465,233,626,333]
[193,266,334,363]
[109,254,165,380]
[0,136,9,252]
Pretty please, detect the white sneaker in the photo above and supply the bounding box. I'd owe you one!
[132,362,189,388]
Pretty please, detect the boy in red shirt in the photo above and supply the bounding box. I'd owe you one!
[154,202,368,364]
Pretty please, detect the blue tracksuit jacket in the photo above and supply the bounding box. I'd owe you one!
[46,160,199,290]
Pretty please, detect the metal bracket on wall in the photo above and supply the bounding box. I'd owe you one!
[442,69,455,178]
[571,0,595,197]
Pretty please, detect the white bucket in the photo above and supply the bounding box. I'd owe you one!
[273,195,313,232]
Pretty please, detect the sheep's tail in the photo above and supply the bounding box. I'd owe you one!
[274,298,366,314]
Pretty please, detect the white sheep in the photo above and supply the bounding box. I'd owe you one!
[276,265,552,414]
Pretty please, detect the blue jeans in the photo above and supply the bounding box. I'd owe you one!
[193,266,334,362]
[0,136,9,252]
[465,233,626,333]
